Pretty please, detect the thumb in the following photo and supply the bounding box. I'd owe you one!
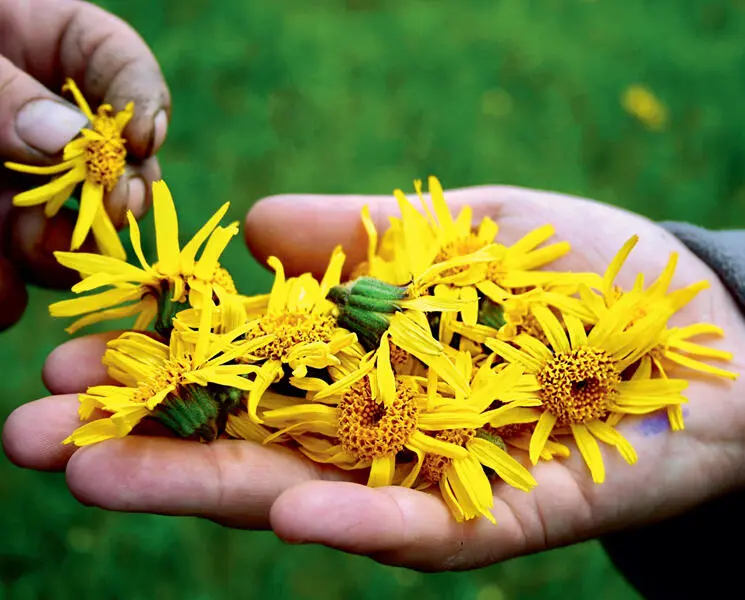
[0,55,89,163]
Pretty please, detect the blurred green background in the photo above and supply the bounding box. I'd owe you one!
[3,0,745,598]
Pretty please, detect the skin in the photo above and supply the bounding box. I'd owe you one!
[3,184,745,572]
[0,0,170,329]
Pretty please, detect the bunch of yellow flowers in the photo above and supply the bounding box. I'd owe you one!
[7,84,737,525]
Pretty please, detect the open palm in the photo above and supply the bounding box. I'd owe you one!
[4,184,744,571]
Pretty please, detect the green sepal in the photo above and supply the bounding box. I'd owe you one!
[347,294,401,314]
[348,277,409,301]
[476,428,507,452]
[154,283,190,338]
[337,305,391,351]
[153,384,220,441]
[478,299,506,330]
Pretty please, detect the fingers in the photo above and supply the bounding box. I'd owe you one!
[0,0,170,160]
[270,480,544,571]
[102,157,160,228]
[42,332,121,394]
[65,437,345,529]
[2,394,81,471]
[0,255,27,331]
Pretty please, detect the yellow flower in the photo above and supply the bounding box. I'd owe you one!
[64,312,268,446]
[486,302,689,483]
[49,180,241,334]
[253,370,479,486]
[406,353,538,523]
[237,248,362,421]
[5,79,134,259]
[357,176,599,299]
[583,235,738,429]
[622,84,668,131]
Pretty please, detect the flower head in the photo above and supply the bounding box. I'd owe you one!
[487,301,688,483]
[5,79,134,258]
[49,180,241,334]
[64,315,268,446]
[584,235,738,428]
[356,177,597,298]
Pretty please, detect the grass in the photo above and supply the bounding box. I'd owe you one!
[3,0,744,598]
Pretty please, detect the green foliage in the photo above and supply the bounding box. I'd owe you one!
[5,0,745,597]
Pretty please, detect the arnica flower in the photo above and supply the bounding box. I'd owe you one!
[255,369,481,487]
[237,248,361,422]
[486,302,689,484]
[356,176,597,300]
[584,235,738,429]
[406,353,538,523]
[64,313,271,446]
[49,180,242,334]
[5,79,133,259]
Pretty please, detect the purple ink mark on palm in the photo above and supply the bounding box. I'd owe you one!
[638,407,690,436]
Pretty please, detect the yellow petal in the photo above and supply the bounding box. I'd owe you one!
[62,78,94,120]
[247,360,284,423]
[530,305,570,352]
[90,204,126,259]
[70,181,104,250]
[602,235,638,298]
[570,423,605,484]
[4,158,79,175]
[468,437,537,491]
[126,211,153,272]
[266,257,288,314]
[152,180,181,274]
[585,419,637,465]
[50,286,144,317]
[180,202,230,271]
[193,223,239,280]
[367,455,395,487]
[13,163,85,207]
[529,411,557,464]
[376,333,397,407]
[408,430,469,459]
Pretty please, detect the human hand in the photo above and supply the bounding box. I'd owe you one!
[0,0,169,329]
[3,184,744,571]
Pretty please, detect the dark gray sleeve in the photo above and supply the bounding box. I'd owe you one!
[603,222,744,599]
[661,221,745,310]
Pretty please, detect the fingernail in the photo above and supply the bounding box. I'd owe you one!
[127,177,147,218]
[16,100,89,155]
[151,110,168,154]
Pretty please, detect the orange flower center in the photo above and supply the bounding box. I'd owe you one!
[246,312,336,361]
[131,356,193,404]
[537,346,620,425]
[337,378,418,461]
[420,428,475,483]
[86,108,128,191]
